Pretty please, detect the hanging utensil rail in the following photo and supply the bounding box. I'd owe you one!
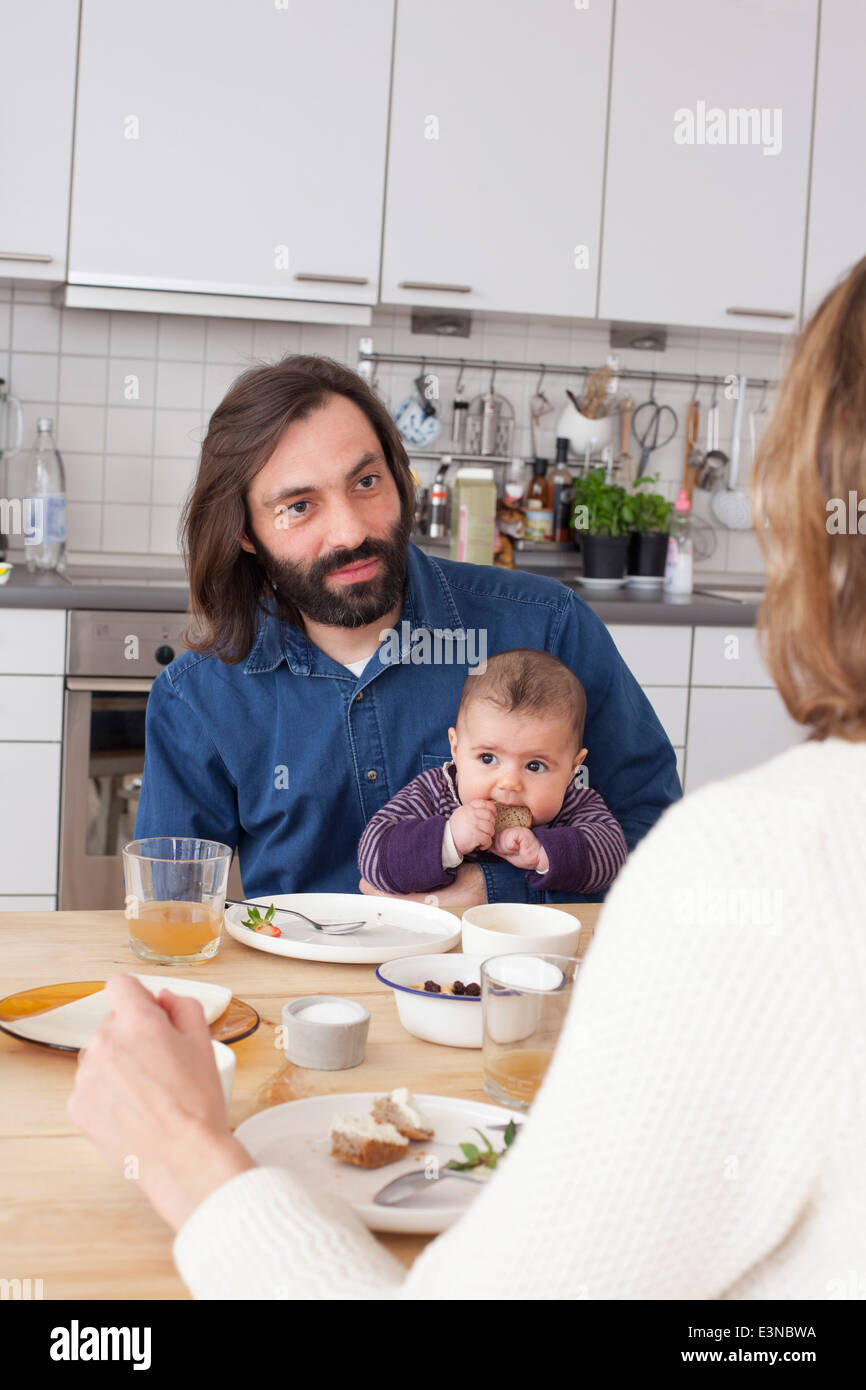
[357,349,777,393]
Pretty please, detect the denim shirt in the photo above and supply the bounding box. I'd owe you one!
[134,543,681,904]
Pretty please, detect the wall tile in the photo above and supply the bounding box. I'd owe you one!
[56,403,106,453]
[153,409,206,458]
[251,321,303,360]
[66,500,102,550]
[151,457,197,507]
[9,353,59,402]
[104,456,152,505]
[149,504,183,555]
[101,503,151,552]
[203,361,242,412]
[157,315,206,360]
[11,303,61,353]
[156,360,204,409]
[0,303,11,351]
[60,309,110,356]
[109,312,158,357]
[107,359,156,408]
[59,355,108,405]
[64,454,104,503]
[106,406,154,455]
[205,316,255,363]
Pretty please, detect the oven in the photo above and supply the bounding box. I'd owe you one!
[58,610,242,910]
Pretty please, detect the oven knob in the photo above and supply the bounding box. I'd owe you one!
[155,644,175,665]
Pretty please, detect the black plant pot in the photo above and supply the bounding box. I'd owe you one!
[579,533,630,579]
[627,530,670,578]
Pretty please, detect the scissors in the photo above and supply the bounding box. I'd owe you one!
[632,379,678,477]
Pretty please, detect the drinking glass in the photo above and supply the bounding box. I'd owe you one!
[481,953,580,1110]
[122,837,232,965]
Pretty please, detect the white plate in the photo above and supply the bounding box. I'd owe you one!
[224,893,461,965]
[625,573,664,589]
[575,575,626,591]
[234,1092,522,1233]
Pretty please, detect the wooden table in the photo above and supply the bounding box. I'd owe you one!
[0,904,598,1300]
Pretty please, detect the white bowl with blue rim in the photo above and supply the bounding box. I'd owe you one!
[376,953,485,1048]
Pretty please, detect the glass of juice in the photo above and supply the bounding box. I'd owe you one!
[481,954,580,1111]
[122,837,232,966]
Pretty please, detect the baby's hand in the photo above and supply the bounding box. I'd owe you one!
[493,826,548,873]
[448,800,497,856]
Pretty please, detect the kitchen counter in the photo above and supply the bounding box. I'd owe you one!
[0,558,764,625]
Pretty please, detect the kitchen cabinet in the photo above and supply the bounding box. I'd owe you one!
[685,687,803,791]
[0,0,79,284]
[0,610,66,904]
[68,0,394,306]
[381,0,613,317]
[803,0,866,316]
[598,0,818,332]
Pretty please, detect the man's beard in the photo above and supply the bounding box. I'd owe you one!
[250,511,412,629]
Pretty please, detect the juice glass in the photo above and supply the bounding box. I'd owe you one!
[122,837,232,965]
[481,954,580,1111]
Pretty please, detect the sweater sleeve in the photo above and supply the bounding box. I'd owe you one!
[173,785,843,1301]
[528,786,628,893]
[357,771,458,894]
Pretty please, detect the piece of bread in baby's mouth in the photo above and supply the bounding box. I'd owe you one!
[493,802,533,833]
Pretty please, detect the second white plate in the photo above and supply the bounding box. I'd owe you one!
[224,893,461,964]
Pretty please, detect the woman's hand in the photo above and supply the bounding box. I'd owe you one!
[493,826,548,874]
[67,974,255,1233]
[358,860,487,910]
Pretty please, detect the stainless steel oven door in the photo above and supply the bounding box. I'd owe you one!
[58,676,244,911]
[59,676,152,910]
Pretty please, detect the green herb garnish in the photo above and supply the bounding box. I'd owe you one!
[242,903,276,930]
[444,1121,518,1172]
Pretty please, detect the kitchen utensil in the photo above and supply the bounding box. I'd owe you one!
[394,367,442,448]
[373,1167,490,1205]
[712,374,753,530]
[224,898,366,934]
[632,382,678,478]
[681,397,701,503]
[617,397,634,487]
[697,390,727,490]
[556,393,614,458]
[529,366,554,456]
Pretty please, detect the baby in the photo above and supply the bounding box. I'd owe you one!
[358,648,628,897]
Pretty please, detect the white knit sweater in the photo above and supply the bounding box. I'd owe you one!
[173,738,866,1299]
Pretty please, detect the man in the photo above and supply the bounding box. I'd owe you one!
[135,354,680,908]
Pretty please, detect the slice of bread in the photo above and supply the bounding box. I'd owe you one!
[493,802,532,834]
[329,1112,409,1169]
[371,1087,435,1141]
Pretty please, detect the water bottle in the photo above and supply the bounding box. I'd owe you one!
[24,418,67,573]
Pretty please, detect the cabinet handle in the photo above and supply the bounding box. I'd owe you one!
[293,272,369,285]
[398,280,473,294]
[0,251,54,263]
[726,307,794,320]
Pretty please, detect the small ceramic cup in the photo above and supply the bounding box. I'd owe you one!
[281,996,370,1070]
[461,902,581,959]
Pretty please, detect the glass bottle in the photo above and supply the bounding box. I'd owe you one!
[524,458,553,541]
[550,437,574,542]
[24,418,67,573]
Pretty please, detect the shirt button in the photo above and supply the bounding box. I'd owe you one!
[354,690,364,702]
[367,769,378,782]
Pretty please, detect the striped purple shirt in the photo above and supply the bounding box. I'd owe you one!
[358,761,628,897]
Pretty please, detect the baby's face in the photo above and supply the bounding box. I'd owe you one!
[448,699,586,828]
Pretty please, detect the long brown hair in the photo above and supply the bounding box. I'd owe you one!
[753,257,866,740]
[181,355,415,662]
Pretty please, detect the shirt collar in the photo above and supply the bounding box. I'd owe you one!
[243,542,466,676]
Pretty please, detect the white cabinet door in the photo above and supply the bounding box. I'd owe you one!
[803,0,866,316]
[0,743,61,893]
[0,0,79,283]
[692,626,773,687]
[599,0,817,332]
[69,0,393,304]
[607,624,692,686]
[381,0,613,317]
[0,609,66,674]
[0,676,63,741]
[685,687,803,791]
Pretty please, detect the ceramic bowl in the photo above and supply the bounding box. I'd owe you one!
[376,953,486,1048]
[461,903,581,958]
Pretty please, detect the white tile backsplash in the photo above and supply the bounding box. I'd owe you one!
[0,287,777,569]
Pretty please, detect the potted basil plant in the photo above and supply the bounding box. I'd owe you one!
[623,476,674,580]
[570,467,630,579]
